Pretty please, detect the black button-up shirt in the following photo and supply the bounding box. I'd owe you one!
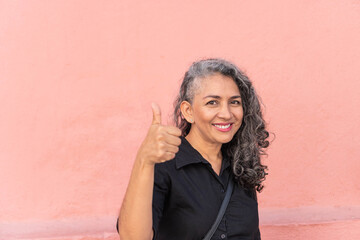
[152,136,260,240]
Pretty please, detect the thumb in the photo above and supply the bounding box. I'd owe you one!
[151,102,162,125]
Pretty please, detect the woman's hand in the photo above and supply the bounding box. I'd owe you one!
[137,103,182,165]
[118,103,182,239]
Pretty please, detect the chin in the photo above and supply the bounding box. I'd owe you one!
[215,135,235,144]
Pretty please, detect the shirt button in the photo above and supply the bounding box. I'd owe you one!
[221,189,225,193]
[220,233,226,239]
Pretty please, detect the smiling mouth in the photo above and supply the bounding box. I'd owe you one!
[213,124,231,129]
[212,123,233,132]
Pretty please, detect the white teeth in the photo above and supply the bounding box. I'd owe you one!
[214,124,231,129]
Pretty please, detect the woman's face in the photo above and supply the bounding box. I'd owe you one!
[187,73,243,144]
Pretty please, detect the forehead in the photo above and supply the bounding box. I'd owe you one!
[195,73,240,96]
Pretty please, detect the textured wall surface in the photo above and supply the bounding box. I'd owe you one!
[0,0,359,239]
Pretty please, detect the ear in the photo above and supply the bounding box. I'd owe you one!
[180,101,194,123]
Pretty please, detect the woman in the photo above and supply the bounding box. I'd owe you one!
[118,58,270,240]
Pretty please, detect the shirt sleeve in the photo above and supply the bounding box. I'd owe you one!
[152,162,170,239]
[254,227,261,240]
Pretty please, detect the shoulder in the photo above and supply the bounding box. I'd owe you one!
[154,158,176,175]
[243,187,258,202]
[153,150,181,181]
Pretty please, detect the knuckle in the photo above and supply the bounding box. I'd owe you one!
[156,149,163,158]
[161,144,168,152]
[156,133,164,141]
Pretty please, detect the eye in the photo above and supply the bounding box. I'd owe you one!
[231,100,241,105]
[206,100,218,105]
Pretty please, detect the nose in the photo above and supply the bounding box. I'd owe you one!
[217,103,232,120]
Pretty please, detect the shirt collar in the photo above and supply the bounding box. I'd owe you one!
[175,136,231,170]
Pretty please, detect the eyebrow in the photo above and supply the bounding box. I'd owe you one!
[203,95,241,99]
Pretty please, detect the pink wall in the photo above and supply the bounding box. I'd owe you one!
[0,0,359,239]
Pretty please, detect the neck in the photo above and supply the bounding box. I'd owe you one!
[185,130,223,163]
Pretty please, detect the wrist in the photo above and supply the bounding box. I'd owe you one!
[135,155,155,168]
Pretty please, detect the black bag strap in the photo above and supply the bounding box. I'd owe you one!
[202,179,234,240]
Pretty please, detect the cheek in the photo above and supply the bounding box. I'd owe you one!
[194,108,216,123]
[234,108,244,119]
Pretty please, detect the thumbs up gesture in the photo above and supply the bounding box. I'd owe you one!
[136,103,182,165]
